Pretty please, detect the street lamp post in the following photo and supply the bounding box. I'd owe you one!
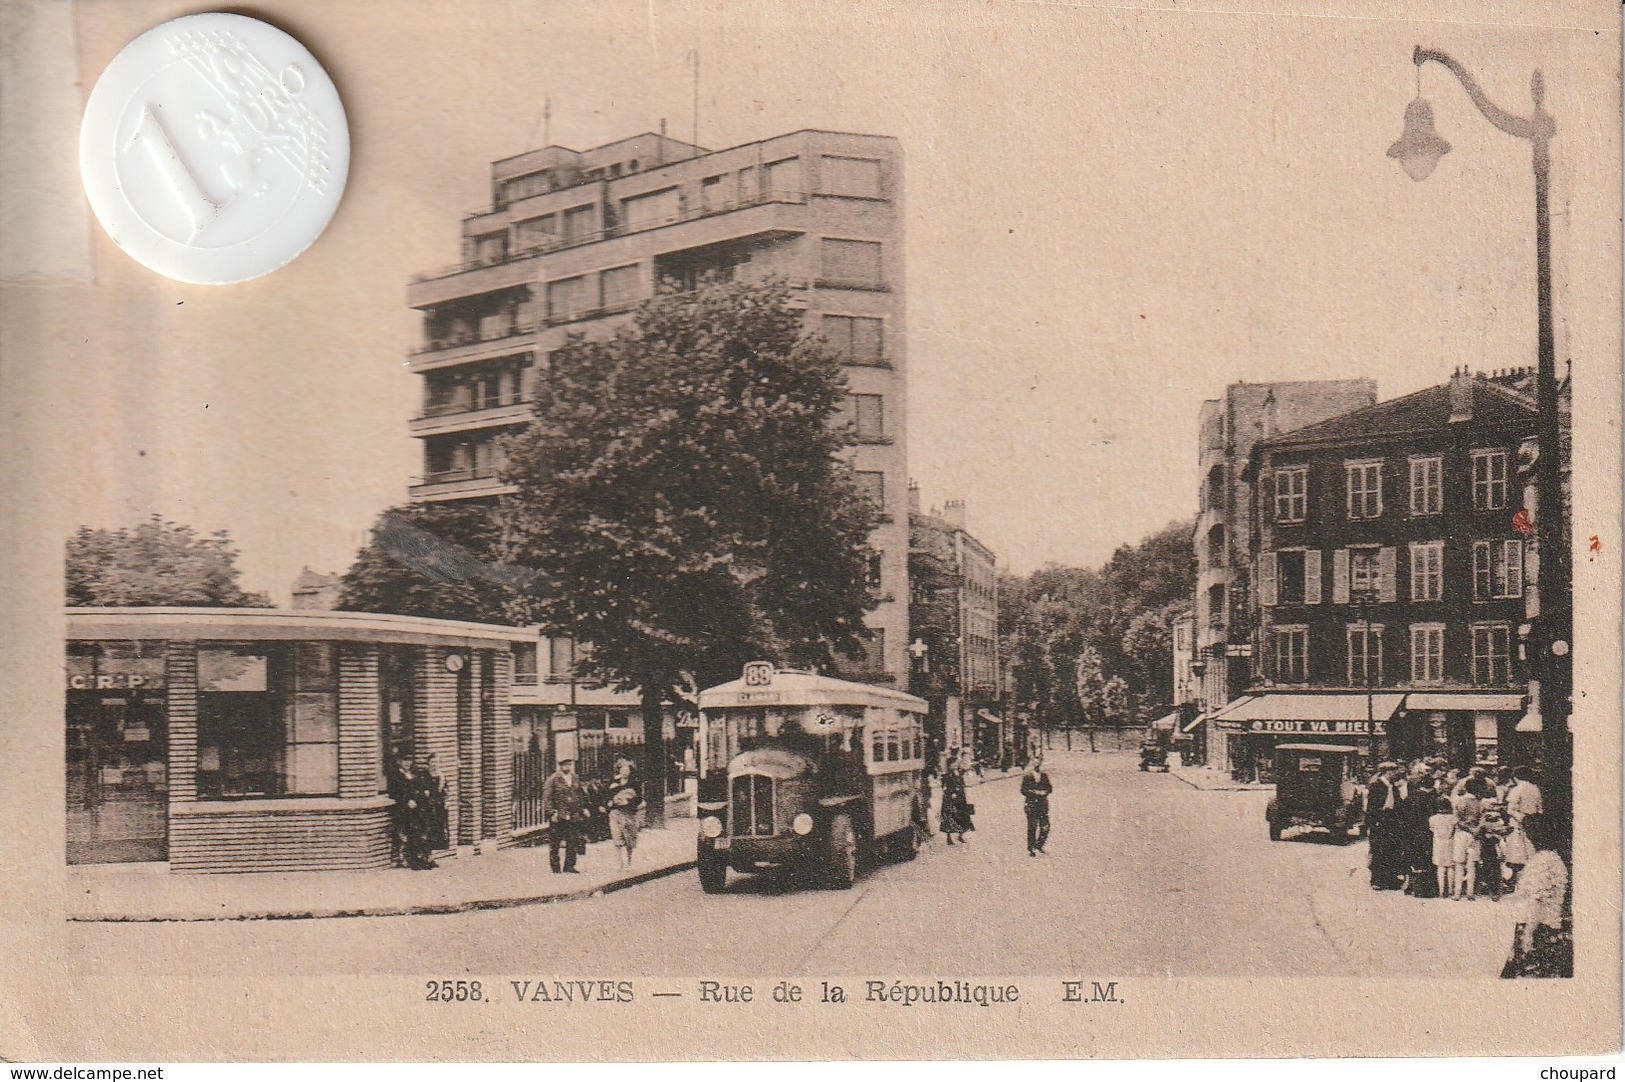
[1388,46,1572,847]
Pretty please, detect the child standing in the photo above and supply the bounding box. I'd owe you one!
[1428,796,1457,900]
[1452,791,1484,899]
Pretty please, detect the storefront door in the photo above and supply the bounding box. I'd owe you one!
[66,693,169,863]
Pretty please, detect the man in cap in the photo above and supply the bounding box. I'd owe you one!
[1365,761,1404,890]
[542,757,587,873]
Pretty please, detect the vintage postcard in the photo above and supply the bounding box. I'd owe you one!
[0,0,1619,1063]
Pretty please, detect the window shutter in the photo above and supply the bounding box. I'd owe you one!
[1260,552,1278,607]
[1332,549,1350,604]
[1304,550,1323,604]
[1378,546,1398,603]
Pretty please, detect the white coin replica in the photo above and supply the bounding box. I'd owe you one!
[80,12,349,285]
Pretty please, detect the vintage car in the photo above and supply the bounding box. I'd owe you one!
[1265,743,1366,842]
[1139,717,1173,772]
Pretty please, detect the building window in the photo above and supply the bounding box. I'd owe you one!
[1349,547,1381,600]
[600,264,640,311]
[1273,627,1309,684]
[514,214,556,252]
[763,157,802,198]
[820,239,884,289]
[822,315,884,365]
[621,187,680,231]
[1275,467,1307,523]
[1207,583,1225,628]
[866,553,884,592]
[1473,539,1524,600]
[1346,624,1384,686]
[701,174,727,213]
[1471,623,1511,685]
[737,166,759,204]
[1205,524,1225,569]
[1410,625,1445,684]
[559,204,595,245]
[197,643,339,799]
[547,276,589,323]
[1345,461,1383,519]
[1206,464,1225,511]
[1472,450,1509,510]
[546,637,578,682]
[473,233,507,266]
[845,393,885,441]
[1277,550,1307,605]
[512,641,538,685]
[1409,541,1444,602]
[501,171,550,205]
[1409,456,1443,516]
[862,628,886,674]
[820,156,883,198]
[854,470,884,509]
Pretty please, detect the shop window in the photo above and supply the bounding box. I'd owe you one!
[378,646,417,791]
[197,642,339,799]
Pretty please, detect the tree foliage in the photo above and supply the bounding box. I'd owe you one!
[1002,519,1194,729]
[66,516,270,607]
[500,278,880,811]
[336,503,523,624]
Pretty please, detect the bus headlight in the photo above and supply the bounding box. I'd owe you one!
[700,816,724,839]
[792,813,814,836]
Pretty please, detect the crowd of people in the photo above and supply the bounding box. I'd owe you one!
[1365,758,1570,977]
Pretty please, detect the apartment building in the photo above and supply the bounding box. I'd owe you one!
[907,489,1004,763]
[404,129,911,683]
[1191,380,1378,763]
[1214,371,1541,780]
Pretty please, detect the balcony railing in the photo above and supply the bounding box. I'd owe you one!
[411,323,536,357]
[413,394,529,421]
[412,465,505,487]
[411,190,810,286]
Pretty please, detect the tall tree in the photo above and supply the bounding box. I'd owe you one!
[336,503,524,624]
[500,276,879,820]
[66,516,270,607]
[1073,645,1106,728]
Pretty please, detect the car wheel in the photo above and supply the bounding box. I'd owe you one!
[827,814,858,889]
[698,843,727,894]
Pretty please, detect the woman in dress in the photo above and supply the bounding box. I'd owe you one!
[940,753,974,845]
[1502,813,1571,978]
[606,760,644,869]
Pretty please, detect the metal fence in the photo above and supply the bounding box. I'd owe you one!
[512,735,689,835]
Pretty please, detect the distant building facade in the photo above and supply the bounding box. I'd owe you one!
[1213,370,1543,779]
[908,487,1006,766]
[405,128,911,684]
[1192,380,1378,763]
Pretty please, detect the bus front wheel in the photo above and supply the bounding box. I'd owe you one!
[827,814,858,889]
[698,844,728,894]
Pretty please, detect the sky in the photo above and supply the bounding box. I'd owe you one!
[32,0,1622,602]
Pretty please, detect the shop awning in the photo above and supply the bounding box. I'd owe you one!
[1180,714,1207,734]
[1211,692,1403,736]
[1149,712,1179,732]
[976,709,1004,726]
[1403,692,1523,713]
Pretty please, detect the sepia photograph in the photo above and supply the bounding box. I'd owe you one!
[0,0,1619,1063]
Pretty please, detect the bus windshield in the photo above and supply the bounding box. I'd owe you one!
[702,705,864,774]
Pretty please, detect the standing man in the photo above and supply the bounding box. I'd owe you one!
[542,757,587,874]
[1365,761,1402,890]
[1021,756,1053,856]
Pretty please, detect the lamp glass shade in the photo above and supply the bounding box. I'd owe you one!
[1387,97,1452,181]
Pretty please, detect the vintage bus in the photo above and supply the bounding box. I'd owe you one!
[695,663,929,892]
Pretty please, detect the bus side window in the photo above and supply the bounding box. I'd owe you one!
[887,716,900,762]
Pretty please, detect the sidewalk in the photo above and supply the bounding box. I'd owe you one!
[1168,763,1272,792]
[66,822,697,923]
